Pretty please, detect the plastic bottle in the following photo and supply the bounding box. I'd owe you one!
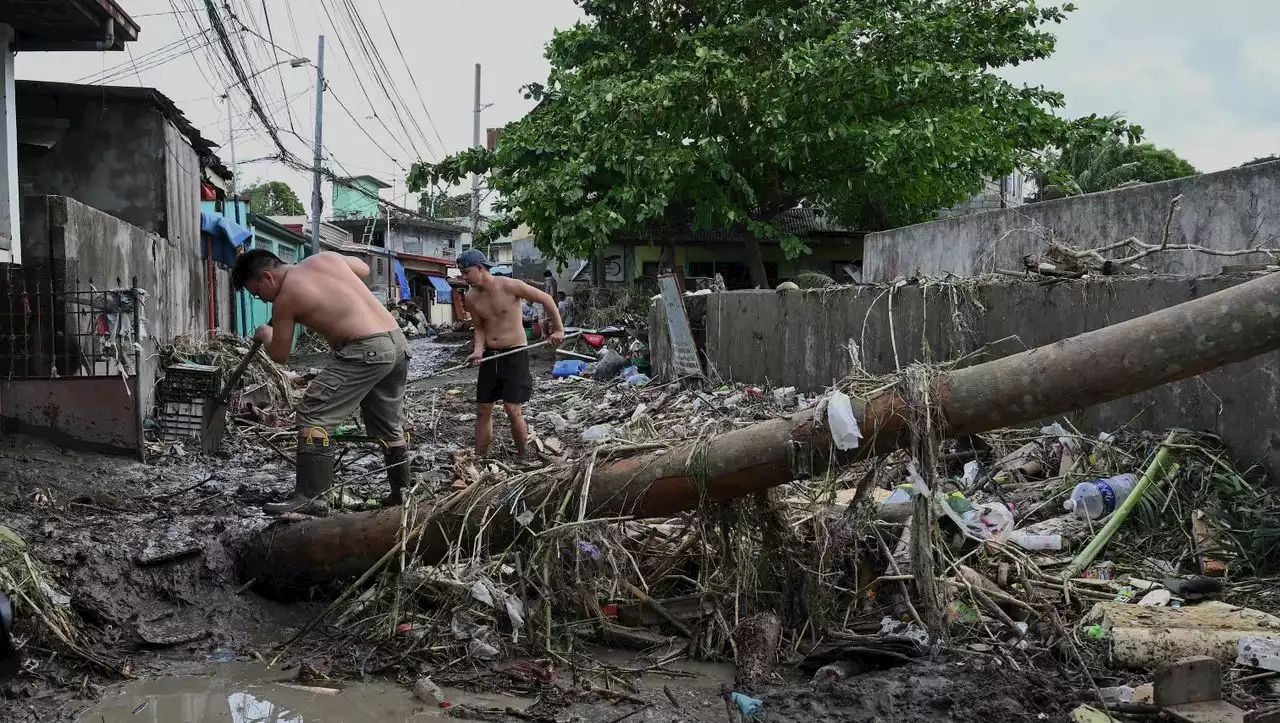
[1062,474,1138,519]
[1011,534,1063,551]
[413,677,449,707]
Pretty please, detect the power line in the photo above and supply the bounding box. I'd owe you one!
[315,0,421,160]
[319,0,434,161]
[259,0,298,133]
[203,0,298,165]
[375,0,447,154]
[337,0,436,159]
[75,31,211,84]
[327,84,408,169]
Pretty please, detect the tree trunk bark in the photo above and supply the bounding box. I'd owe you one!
[743,232,769,288]
[733,612,782,692]
[240,271,1280,589]
[592,248,606,287]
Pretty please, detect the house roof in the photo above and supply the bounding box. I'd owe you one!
[6,0,140,50]
[16,80,229,177]
[338,175,391,190]
[612,208,863,245]
[248,213,308,247]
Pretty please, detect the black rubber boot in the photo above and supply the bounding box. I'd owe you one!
[383,446,410,507]
[265,442,335,514]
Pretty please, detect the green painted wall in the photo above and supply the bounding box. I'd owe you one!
[236,218,310,348]
[333,178,384,219]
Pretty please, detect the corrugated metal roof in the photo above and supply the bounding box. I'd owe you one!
[5,0,140,49]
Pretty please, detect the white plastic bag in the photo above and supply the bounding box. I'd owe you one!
[827,391,862,450]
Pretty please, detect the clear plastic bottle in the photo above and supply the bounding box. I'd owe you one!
[1063,474,1138,519]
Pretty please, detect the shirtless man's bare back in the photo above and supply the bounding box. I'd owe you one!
[458,250,564,457]
[233,250,412,513]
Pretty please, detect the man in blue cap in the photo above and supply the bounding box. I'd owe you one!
[458,249,565,457]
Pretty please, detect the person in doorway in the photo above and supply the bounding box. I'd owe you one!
[233,249,413,512]
[556,291,571,326]
[459,249,565,458]
[539,270,558,337]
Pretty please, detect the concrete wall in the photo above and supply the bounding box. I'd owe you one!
[651,276,1280,477]
[512,236,581,292]
[22,195,211,427]
[17,91,183,238]
[865,161,1280,282]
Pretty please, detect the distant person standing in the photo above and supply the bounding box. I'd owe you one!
[556,291,571,326]
[539,270,558,336]
[460,250,565,458]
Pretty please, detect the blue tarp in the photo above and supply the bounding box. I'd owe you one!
[427,275,452,304]
[393,259,410,301]
[200,211,253,248]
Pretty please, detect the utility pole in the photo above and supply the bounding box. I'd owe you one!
[471,62,481,237]
[309,35,326,256]
[222,94,235,206]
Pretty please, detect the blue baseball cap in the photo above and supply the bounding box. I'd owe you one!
[456,249,494,270]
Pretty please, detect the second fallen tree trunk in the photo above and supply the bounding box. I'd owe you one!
[241,271,1280,589]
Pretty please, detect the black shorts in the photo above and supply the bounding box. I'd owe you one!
[476,346,532,404]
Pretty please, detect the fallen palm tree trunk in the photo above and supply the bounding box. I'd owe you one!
[241,271,1280,589]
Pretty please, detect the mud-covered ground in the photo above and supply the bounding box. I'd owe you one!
[0,338,1091,722]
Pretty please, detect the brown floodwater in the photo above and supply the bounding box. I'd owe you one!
[79,663,532,722]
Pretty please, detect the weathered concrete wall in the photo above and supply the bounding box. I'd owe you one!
[512,235,580,292]
[17,93,172,236]
[864,161,1280,282]
[22,196,211,429]
[24,196,207,343]
[651,276,1280,477]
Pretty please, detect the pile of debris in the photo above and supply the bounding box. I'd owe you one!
[241,355,1280,720]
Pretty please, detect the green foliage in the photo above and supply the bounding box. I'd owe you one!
[1240,154,1280,168]
[1031,124,1196,200]
[419,191,472,219]
[409,0,1135,263]
[791,271,836,289]
[242,180,305,216]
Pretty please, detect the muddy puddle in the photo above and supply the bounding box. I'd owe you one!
[80,663,532,722]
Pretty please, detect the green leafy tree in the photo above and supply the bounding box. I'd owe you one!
[1127,143,1197,184]
[1031,123,1196,200]
[242,181,305,216]
[410,0,1134,286]
[418,191,473,219]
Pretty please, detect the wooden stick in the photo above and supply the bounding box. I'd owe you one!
[415,333,584,381]
[622,580,694,639]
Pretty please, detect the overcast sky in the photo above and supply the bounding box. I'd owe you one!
[13,0,1277,213]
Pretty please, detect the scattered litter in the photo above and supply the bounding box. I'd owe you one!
[581,424,614,443]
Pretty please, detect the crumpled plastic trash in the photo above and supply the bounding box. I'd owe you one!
[468,639,500,660]
[827,391,862,450]
[730,692,763,716]
[582,425,613,443]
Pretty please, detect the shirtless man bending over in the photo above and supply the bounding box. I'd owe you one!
[233,249,412,513]
[459,250,564,457]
